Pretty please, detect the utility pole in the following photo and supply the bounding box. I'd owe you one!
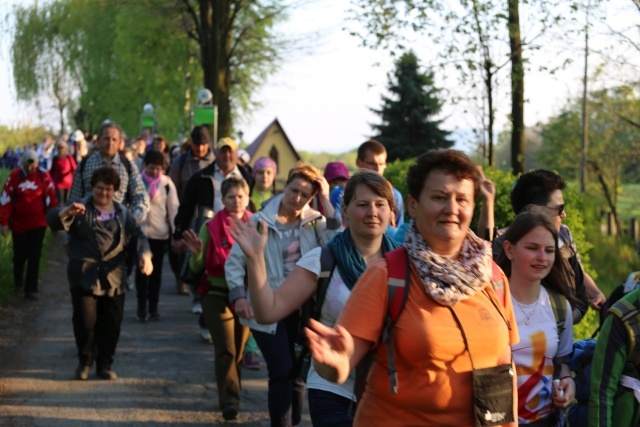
[580,0,590,193]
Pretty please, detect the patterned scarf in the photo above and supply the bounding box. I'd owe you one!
[404,221,493,306]
[141,171,161,200]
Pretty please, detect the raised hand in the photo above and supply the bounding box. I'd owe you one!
[227,216,268,260]
[316,176,331,200]
[305,318,354,383]
[477,166,496,204]
[60,202,86,219]
[181,229,203,254]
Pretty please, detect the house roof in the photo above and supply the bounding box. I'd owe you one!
[246,118,301,161]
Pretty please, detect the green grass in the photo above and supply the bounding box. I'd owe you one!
[617,183,640,222]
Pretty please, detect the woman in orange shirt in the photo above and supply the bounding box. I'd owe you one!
[306,149,519,427]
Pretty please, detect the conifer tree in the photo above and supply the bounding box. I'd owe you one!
[370,51,452,161]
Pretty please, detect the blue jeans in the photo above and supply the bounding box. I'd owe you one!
[308,388,355,427]
[252,312,305,427]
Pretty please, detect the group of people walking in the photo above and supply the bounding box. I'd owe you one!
[1,120,638,427]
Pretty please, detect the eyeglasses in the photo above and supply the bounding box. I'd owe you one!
[538,204,565,216]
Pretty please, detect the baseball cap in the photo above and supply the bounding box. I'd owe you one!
[238,149,250,164]
[72,130,85,142]
[324,162,350,182]
[21,149,38,166]
[217,137,238,151]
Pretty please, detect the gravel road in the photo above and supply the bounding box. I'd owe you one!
[0,233,312,426]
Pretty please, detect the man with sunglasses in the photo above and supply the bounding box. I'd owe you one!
[491,169,605,324]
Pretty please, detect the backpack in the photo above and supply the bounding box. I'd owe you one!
[566,289,640,427]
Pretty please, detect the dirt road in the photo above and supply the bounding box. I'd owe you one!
[0,233,312,426]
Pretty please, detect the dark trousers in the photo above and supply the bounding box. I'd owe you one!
[252,312,306,427]
[135,238,167,315]
[70,287,125,370]
[56,188,70,205]
[202,293,250,411]
[12,227,46,295]
[308,389,355,427]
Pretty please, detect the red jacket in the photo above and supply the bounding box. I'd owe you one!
[50,155,77,190]
[0,168,58,232]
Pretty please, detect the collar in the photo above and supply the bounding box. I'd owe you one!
[214,163,241,178]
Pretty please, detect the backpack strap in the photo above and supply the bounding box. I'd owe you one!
[547,287,567,344]
[490,261,505,304]
[608,297,640,371]
[382,247,411,394]
[314,246,336,318]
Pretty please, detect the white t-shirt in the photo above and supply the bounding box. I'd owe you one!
[296,247,356,401]
[511,286,574,424]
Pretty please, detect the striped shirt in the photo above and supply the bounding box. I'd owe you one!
[68,152,150,222]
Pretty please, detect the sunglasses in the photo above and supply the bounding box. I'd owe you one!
[539,204,565,216]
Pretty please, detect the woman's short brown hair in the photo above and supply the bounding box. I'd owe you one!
[406,149,481,200]
[221,176,250,198]
[343,170,396,213]
[90,166,121,191]
[285,162,322,194]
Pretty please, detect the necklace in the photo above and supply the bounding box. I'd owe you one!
[513,292,540,326]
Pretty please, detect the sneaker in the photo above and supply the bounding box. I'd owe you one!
[191,302,202,315]
[200,327,212,343]
[97,368,118,380]
[75,365,90,381]
[149,312,161,321]
[243,352,261,370]
[222,405,238,421]
[25,292,38,301]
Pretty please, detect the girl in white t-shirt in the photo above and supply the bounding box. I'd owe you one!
[228,170,399,427]
[497,212,576,426]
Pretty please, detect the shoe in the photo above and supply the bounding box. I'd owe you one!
[191,302,202,315]
[222,405,238,421]
[149,312,161,321]
[177,282,191,296]
[97,368,118,380]
[25,292,38,301]
[75,365,90,381]
[243,352,261,370]
[136,311,148,322]
[200,328,212,343]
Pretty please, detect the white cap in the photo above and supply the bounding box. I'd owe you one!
[72,130,85,142]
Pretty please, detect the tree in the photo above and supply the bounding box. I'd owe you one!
[537,85,640,235]
[8,0,289,139]
[370,52,452,161]
[179,0,289,138]
[348,0,581,173]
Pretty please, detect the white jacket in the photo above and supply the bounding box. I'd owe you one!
[225,193,342,333]
[140,174,179,240]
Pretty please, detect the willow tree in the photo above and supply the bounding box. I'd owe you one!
[10,0,289,139]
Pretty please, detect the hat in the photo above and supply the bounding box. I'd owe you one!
[21,149,38,166]
[238,149,250,164]
[217,137,238,151]
[253,157,277,177]
[72,130,85,142]
[324,162,350,182]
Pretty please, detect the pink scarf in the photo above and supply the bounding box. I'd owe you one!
[205,208,252,277]
[141,171,161,199]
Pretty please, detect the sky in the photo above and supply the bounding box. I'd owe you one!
[0,0,638,154]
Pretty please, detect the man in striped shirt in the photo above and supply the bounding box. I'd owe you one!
[68,122,149,222]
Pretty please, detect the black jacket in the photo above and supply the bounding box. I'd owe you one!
[173,163,254,239]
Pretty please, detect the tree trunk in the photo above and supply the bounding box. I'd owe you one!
[486,68,495,167]
[508,0,525,175]
[198,0,232,140]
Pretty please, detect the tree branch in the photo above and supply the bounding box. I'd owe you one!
[181,0,200,42]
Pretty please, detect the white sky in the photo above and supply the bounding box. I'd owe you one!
[0,0,638,153]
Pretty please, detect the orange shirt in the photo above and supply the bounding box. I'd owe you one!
[338,258,519,427]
